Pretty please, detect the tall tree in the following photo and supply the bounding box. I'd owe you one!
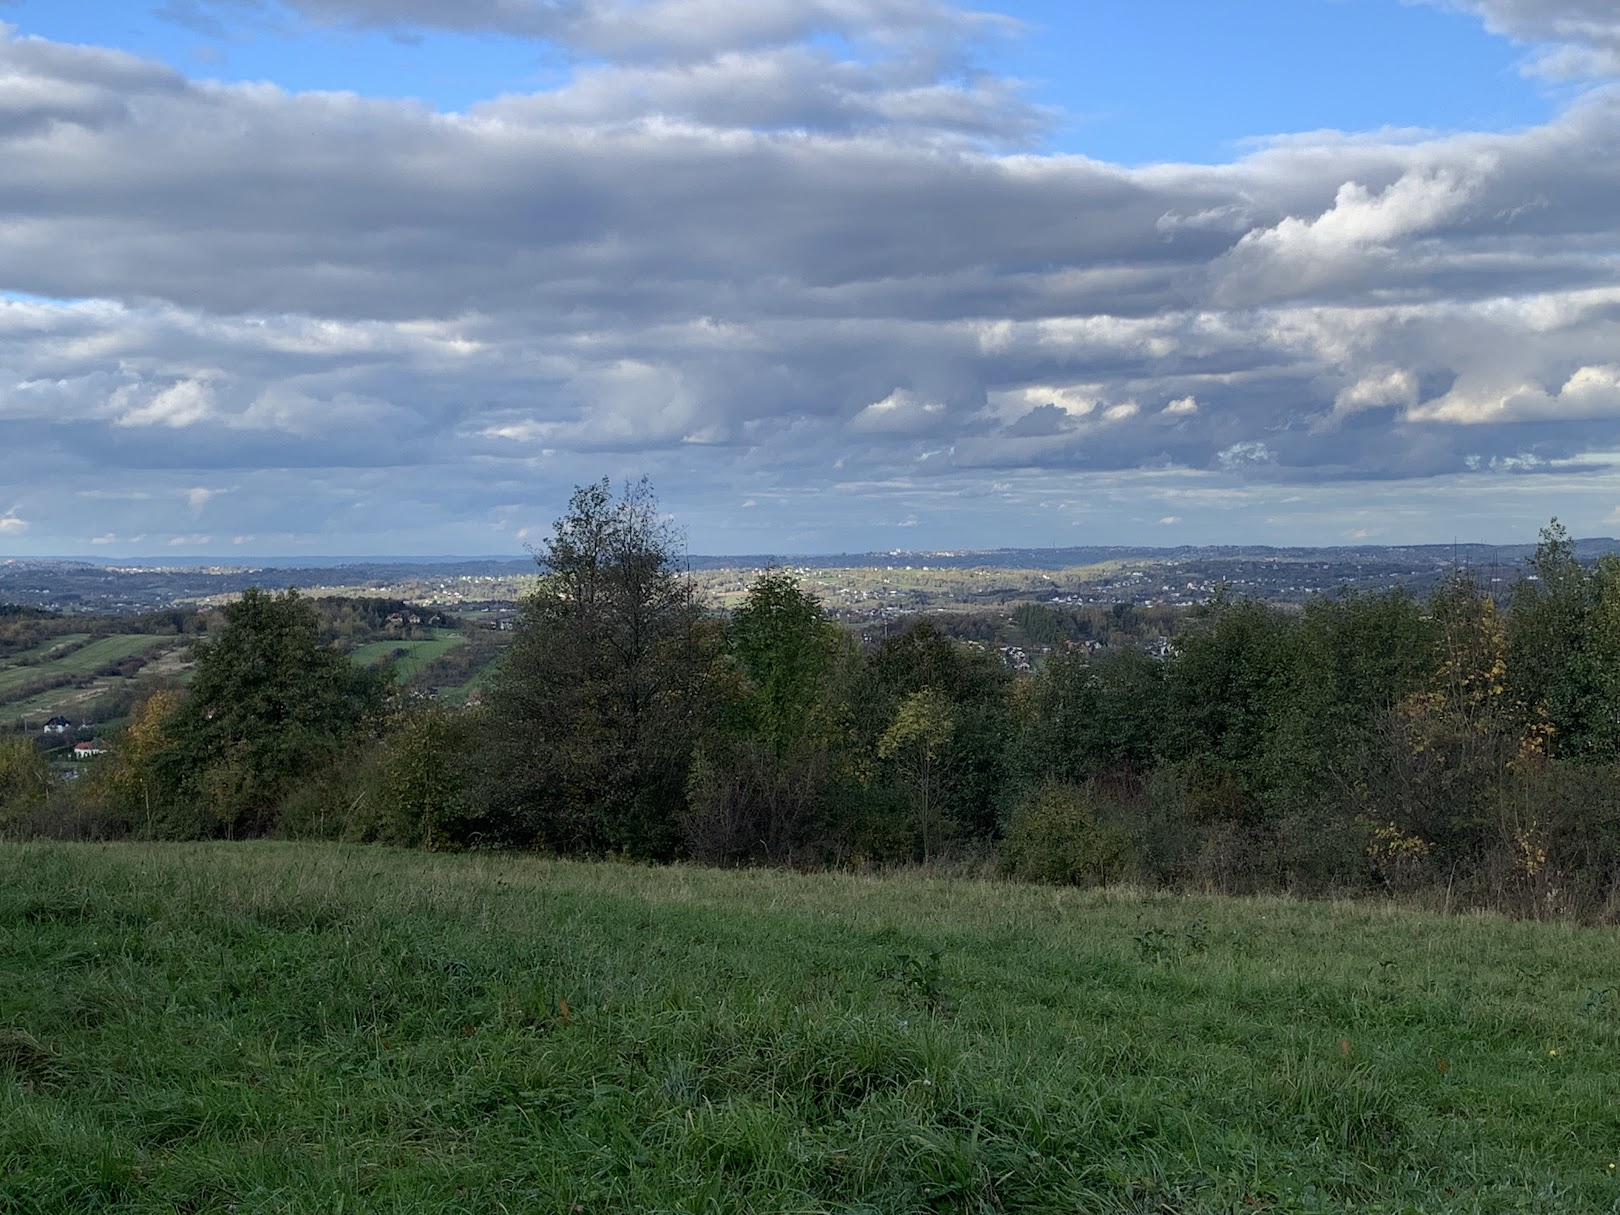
[157,588,387,836]
[683,572,857,863]
[485,478,718,856]
[1507,520,1620,758]
[727,571,851,759]
[878,687,957,862]
[857,619,1012,845]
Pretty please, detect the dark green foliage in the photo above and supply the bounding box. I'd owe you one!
[1001,782,1132,885]
[143,588,388,837]
[1011,602,1062,644]
[20,500,1620,922]
[481,479,720,856]
[727,572,851,757]
[1016,646,1165,785]
[1161,597,1294,815]
[857,620,1014,856]
[684,573,856,864]
[1505,520,1620,759]
[273,701,479,848]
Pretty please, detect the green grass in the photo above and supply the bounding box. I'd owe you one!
[2,843,1619,1214]
[2,685,111,724]
[0,635,172,701]
[443,651,505,703]
[0,634,94,666]
[350,632,467,684]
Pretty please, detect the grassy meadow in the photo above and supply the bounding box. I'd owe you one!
[2,843,1619,1213]
[350,631,468,684]
[0,635,173,700]
[0,635,95,667]
[0,635,186,727]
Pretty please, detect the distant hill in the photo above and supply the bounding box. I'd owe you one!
[682,538,1620,573]
[8,537,1618,615]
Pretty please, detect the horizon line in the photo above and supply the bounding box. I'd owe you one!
[7,535,1608,568]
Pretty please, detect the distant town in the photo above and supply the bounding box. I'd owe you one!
[0,538,1593,619]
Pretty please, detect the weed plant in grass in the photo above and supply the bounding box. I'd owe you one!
[2,843,1619,1213]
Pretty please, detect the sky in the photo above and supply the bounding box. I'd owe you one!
[1,0,1620,557]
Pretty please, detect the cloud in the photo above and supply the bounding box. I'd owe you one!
[1215,170,1479,305]
[849,389,948,435]
[1406,364,1620,424]
[113,377,218,428]
[1428,0,1620,77]
[4,7,1620,553]
[169,0,1008,62]
[1217,441,1276,472]
[0,506,28,535]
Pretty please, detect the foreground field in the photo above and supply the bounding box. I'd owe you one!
[2,845,1618,1214]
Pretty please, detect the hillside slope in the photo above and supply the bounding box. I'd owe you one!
[2,844,1617,1213]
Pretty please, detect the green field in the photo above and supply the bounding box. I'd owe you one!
[2,844,1618,1213]
[0,635,172,701]
[0,634,93,665]
[444,651,505,703]
[350,631,467,684]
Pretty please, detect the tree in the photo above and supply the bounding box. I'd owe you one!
[102,686,184,836]
[879,687,956,861]
[157,588,387,836]
[1506,520,1620,759]
[727,571,852,759]
[856,618,1013,844]
[372,702,476,849]
[1159,597,1294,823]
[682,572,857,864]
[0,737,50,835]
[1363,571,1514,871]
[485,478,719,856]
[1017,646,1165,787]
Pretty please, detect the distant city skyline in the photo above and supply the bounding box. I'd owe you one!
[2,0,1620,556]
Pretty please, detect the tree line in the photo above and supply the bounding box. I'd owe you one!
[5,479,1620,921]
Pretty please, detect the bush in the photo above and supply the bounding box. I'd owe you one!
[0,737,51,836]
[682,739,844,866]
[273,758,381,842]
[11,787,132,841]
[1000,782,1132,886]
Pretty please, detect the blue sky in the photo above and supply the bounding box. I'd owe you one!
[1,0,1619,556]
[1,0,1557,160]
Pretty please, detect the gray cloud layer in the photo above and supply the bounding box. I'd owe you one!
[3,2,1620,552]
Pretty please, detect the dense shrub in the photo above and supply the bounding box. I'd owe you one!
[1000,782,1132,886]
[0,737,50,835]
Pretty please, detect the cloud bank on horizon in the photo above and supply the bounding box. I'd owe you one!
[2,0,1620,555]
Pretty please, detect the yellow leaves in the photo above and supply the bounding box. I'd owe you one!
[1512,716,1555,772]
[1367,822,1430,863]
[878,688,955,764]
[1365,821,1431,888]
[125,687,183,759]
[1514,828,1549,877]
